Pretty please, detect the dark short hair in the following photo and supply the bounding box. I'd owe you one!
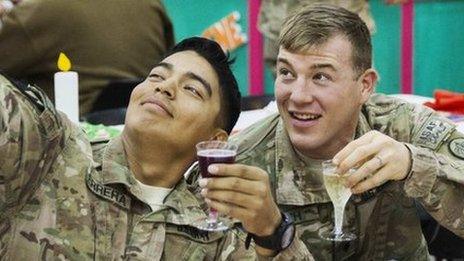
[279,4,372,77]
[162,37,241,134]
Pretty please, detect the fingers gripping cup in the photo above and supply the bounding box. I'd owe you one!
[195,140,237,231]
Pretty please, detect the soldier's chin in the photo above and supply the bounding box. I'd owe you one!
[289,135,323,155]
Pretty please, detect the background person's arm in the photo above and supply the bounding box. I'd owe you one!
[0,1,42,76]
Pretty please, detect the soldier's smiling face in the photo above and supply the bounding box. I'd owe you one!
[124,50,223,152]
[275,35,374,159]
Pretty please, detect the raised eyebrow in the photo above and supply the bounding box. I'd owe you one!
[186,72,212,97]
[150,62,173,74]
[276,57,293,69]
[310,63,337,72]
[277,58,337,72]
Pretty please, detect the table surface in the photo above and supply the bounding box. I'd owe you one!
[232,94,464,134]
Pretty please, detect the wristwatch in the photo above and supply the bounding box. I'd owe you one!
[246,212,295,252]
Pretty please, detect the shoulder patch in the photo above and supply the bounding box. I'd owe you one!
[414,117,455,150]
[449,138,464,159]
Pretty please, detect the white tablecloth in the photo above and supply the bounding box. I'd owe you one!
[232,95,464,134]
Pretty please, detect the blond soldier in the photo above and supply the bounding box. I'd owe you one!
[199,5,464,260]
[0,37,310,260]
[258,0,375,74]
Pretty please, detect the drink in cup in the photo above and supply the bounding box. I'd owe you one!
[194,140,237,231]
[319,160,357,241]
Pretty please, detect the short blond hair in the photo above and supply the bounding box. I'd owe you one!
[279,4,372,77]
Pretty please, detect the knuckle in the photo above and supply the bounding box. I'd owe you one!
[364,163,376,173]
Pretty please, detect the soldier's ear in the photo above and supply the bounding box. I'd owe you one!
[359,68,378,103]
[210,128,228,141]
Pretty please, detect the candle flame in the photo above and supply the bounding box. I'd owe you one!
[57,52,72,72]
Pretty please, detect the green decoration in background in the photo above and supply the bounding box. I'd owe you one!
[81,122,121,140]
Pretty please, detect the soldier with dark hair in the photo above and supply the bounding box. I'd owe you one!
[0,37,309,259]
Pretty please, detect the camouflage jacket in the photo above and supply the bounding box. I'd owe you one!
[231,94,464,260]
[0,74,263,260]
[258,0,376,40]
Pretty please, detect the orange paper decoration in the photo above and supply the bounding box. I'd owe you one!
[202,11,247,52]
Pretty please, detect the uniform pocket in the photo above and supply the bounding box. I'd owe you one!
[164,224,225,260]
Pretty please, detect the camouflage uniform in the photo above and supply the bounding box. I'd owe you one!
[258,0,376,74]
[231,94,464,260]
[0,74,310,260]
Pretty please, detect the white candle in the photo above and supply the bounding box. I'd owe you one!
[54,71,79,124]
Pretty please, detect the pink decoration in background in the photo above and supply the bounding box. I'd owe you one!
[248,0,264,95]
[401,0,414,94]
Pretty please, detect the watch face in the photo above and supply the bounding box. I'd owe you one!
[281,225,295,249]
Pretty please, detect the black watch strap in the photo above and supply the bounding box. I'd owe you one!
[245,212,295,252]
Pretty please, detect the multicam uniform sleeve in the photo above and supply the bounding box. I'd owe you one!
[218,228,314,260]
[0,74,65,220]
[402,104,464,238]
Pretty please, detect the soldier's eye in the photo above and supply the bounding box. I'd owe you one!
[278,68,295,80]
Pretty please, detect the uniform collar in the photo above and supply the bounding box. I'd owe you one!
[355,107,372,139]
[97,136,210,226]
[100,136,133,185]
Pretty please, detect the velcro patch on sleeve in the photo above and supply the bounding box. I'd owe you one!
[414,117,455,150]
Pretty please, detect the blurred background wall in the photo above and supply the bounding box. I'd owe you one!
[163,0,464,97]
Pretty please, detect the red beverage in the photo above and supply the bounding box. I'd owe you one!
[194,141,237,231]
[197,149,236,178]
